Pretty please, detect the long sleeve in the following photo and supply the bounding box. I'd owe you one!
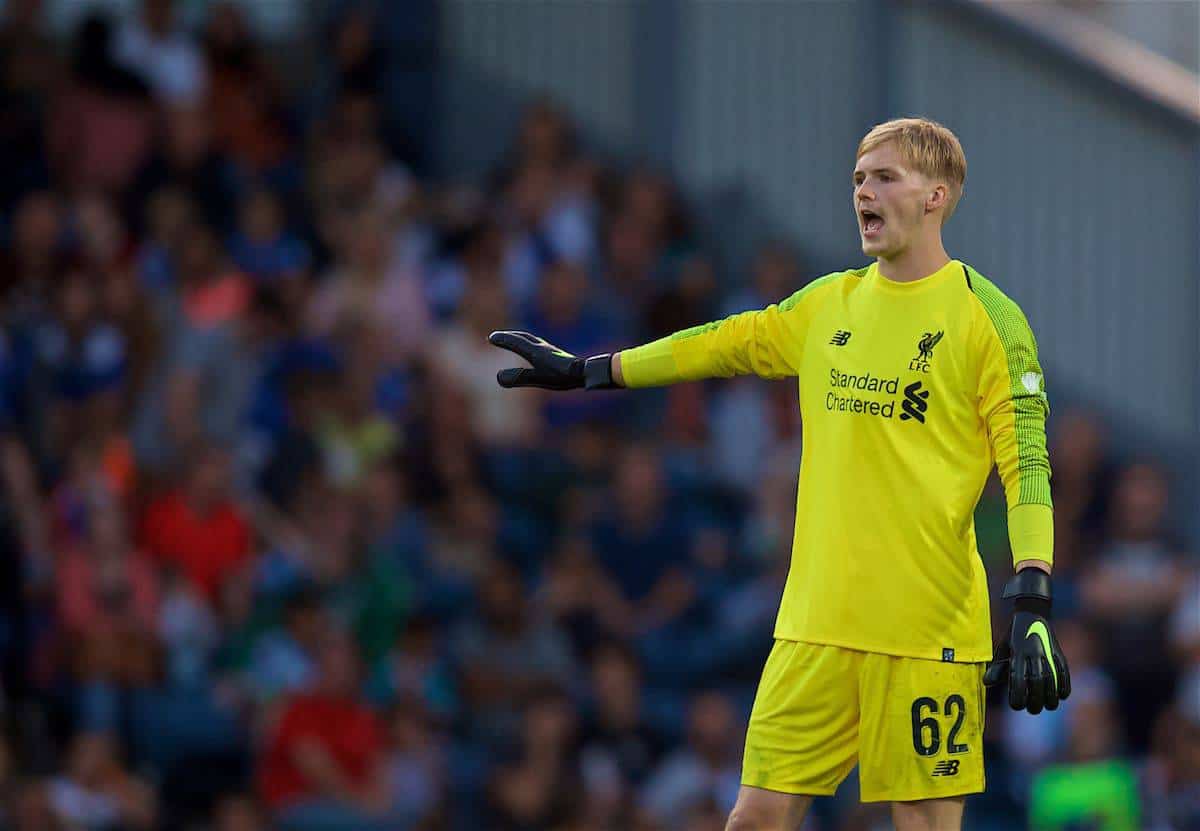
[971,280,1053,567]
[620,271,847,388]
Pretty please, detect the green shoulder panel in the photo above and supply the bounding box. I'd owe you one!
[778,267,862,313]
[964,265,1052,507]
[670,319,724,342]
[671,268,859,343]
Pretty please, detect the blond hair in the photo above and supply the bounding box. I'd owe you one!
[857,118,967,222]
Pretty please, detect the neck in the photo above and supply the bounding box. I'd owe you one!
[877,236,950,283]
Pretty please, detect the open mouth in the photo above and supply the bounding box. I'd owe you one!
[860,209,884,236]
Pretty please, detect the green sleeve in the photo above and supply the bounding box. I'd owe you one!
[620,270,850,388]
[968,267,1054,567]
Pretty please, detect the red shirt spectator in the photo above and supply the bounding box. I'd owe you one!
[57,548,159,638]
[258,632,389,812]
[57,482,158,638]
[258,692,385,810]
[140,447,250,599]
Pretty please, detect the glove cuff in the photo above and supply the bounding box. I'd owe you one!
[583,354,617,390]
[1002,568,1052,618]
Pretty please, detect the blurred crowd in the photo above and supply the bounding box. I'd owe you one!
[0,2,1195,830]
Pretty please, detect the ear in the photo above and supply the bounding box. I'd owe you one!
[925,183,949,215]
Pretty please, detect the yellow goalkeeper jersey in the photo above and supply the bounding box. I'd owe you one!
[620,259,1052,663]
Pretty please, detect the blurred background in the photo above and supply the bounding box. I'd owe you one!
[0,0,1196,829]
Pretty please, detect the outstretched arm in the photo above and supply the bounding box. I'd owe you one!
[613,306,804,388]
[490,273,849,391]
[491,304,806,392]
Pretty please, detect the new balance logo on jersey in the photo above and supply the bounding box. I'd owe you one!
[931,760,960,777]
[830,330,852,346]
[898,381,929,423]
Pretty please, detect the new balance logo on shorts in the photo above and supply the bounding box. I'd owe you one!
[931,760,960,777]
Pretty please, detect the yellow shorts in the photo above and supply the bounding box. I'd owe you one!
[742,639,986,802]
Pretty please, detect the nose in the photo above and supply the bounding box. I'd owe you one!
[855,183,875,203]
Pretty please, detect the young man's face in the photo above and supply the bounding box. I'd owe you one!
[853,141,941,259]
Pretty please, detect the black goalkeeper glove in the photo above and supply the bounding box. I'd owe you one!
[983,567,1071,715]
[488,331,618,391]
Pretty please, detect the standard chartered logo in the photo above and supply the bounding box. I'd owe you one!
[898,381,929,423]
[826,369,899,418]
[826,368,930,423]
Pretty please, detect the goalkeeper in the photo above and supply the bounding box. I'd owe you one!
[490,118,1069,831]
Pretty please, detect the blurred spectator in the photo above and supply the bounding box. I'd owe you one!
[1146,672,1200,829]
[579,640,667,788]
[1170,569,1200,665]
[133,186,196,291]
[29,269,128,463]
[292,481,409,663]
[499,98,579,175]
[366,612,457,719]
[130,104,236,234]
[500,160,596,307]
[433,274,539,448]
[710,372,785,499]
[101,250,163,404]
[115,0,207,106]
[309,339,402,490]
[308,206,430,363]
[639,690,741,823]
[619,169,690,256]
[425,214,503,321]
[202,2,292,177]
[600,212,661,336]
[56,490,158,642]
[0,732,17,825]
[1080,461,1188,750]
[0,0,55,214]
[485,685,584,830]
[47,732,157,830]
[213,793,268,831]
[327,8,386,98]
[245,584,326,705]
[131,223,258,470]
[140,444,251,600]
[74,192,136,281]
[7,777,64,831]
[538,536,634,653]
[258,630,395,829]
[720,241,804,317]
[646,252,720,340]
[157,557,221,686]
[451,559,576,744]
[1050,409,1118,570]
[5,189,65,314]
[589,445,694,632]
[48,14,155,196]
[228,188,311,284]
[522,260,623,430]
[382,696,448,826]
[177,221,251,330]
[600,170,693,337]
